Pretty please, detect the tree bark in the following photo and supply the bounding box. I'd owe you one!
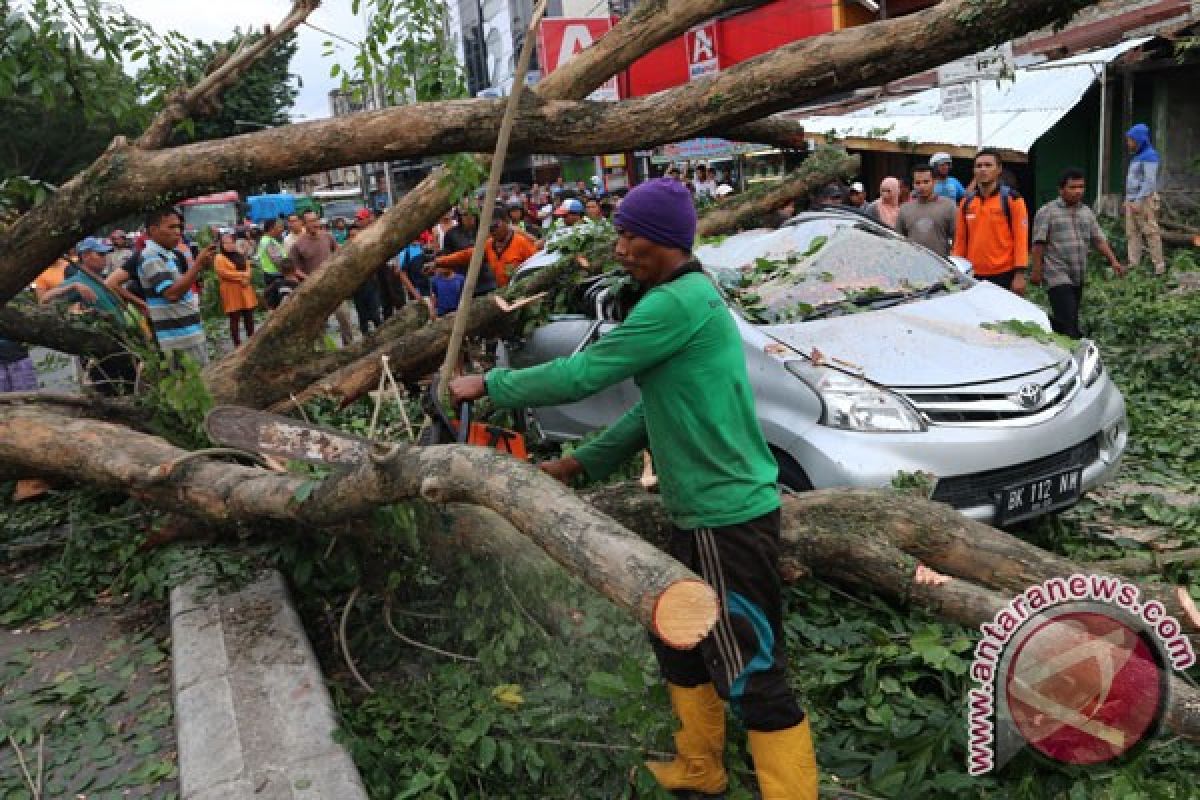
[585,484,1200,635]
[445,492,1200,741]
[270,260,572,412]
[696,148,860,238]
[0,0,775,312]
[2,402,1195,736]
[0,0,1104,339]
[0,303,126,360]
[0,404,716,648]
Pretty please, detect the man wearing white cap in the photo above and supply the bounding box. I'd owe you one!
[544,197,585,240]
[847,182,866,209]
[931,153,966,204]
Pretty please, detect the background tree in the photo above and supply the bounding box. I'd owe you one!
[166,29,301,146]
[0,0,186,213]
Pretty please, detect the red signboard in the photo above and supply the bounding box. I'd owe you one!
[538,18,620,101]
[627,0,837,97]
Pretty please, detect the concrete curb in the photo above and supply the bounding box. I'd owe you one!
[170,569,368,800]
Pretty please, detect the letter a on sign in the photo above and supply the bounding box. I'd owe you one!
[538,18,620,101]
[558,24,595,66]
[688,23,719,80]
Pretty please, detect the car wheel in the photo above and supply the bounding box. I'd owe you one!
[771,447,813,493]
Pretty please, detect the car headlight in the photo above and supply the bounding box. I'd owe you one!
[1076,340,1103,387]
[785,361,926,432]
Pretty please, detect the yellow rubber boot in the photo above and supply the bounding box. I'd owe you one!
[644,683,728,795]
[748,718,818,800]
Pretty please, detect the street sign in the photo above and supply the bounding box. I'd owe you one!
[687,23,720,80]
[941,83,975,121]
[938,43,1015,86]
[538,18,620,101]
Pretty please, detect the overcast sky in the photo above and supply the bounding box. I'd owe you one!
[119,0,367,121]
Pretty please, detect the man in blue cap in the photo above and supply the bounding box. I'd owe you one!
[39,236,138,394]
[449,178,817,799]
[39,237,124,319]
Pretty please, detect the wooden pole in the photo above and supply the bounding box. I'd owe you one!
[439,0,548,388]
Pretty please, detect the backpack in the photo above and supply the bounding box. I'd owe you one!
[961,185,1020,249]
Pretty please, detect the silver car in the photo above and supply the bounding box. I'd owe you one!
[500,210,1128,525]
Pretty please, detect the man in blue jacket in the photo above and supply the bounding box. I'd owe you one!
[1125,124,1166,275]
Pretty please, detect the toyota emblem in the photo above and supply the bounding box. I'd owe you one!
[1017,383,1043,409]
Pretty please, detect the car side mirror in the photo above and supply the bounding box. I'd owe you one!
[949,256,974,277]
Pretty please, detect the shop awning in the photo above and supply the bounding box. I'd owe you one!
[789,38,1151,161]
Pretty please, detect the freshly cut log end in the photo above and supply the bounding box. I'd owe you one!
[653,579,719,650]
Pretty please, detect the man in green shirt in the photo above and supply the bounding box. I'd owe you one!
[450,178,816,799]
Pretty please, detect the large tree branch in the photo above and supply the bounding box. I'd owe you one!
[0,0,771,308]
[0,404,717,648]
[0,303,126,360]
[205,0,1105,406]
[696,147,860,237]
[269,259,572,412]
[136,0,320,150]
[4,404,1196,738]
[0,0,1101,317]
[535,0,767,100]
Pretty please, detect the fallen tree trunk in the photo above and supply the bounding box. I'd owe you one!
[0,304,126,361]
[0,404,716,648]
[3,401,1196,737]
[271,260,572,412]
[696,149,860,238]
[421,496,1200,741]
[585,484,1200,636]
[0,0,779,310]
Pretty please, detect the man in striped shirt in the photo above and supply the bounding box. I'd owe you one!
[137,207,214,366]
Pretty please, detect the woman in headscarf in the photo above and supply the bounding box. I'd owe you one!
[867,177,902,229]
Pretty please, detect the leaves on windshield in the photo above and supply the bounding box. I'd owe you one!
[722,226,954,324]
[980,319,1076,351]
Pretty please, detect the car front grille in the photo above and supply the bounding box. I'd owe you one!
[900,360,1080,426]
[929,437,1101,509]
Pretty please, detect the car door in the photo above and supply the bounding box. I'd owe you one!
[500,314,640,442]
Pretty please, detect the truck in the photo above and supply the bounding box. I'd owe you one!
[244,193,323,225]
[178,191,240,233]
[312,188,367,224]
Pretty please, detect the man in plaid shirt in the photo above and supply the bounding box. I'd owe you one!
[1031,169,1124,339]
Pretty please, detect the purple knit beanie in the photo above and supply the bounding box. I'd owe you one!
[614,178,697,252]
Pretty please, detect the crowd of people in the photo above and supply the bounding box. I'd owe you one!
[813,123,1166,339]
[9,125,1167,398]
[10,177,647,394]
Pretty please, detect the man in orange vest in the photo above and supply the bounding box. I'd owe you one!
[435,205,538,288]
[952,149,1030,295]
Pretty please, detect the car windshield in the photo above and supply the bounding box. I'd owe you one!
[323,200,363,220]
[182,203,238,231]
[699,216,962,323]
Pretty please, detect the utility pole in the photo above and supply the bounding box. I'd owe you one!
[363,9,397,209]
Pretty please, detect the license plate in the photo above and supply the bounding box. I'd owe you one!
[996,468,1083,525]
